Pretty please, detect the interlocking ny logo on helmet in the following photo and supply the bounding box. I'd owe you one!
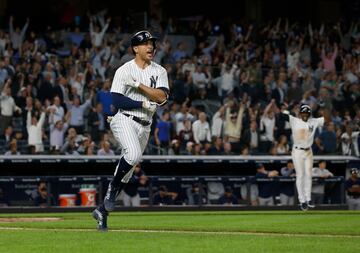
[131,30,157,47]
[300,104,311,114]
[351,168,359,175]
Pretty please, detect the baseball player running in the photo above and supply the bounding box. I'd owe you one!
[282,104,324,211]
[92,30,169,231]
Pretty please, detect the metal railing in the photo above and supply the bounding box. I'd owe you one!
[0,175,346,208]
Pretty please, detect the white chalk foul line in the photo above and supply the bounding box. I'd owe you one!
[0,226,359,239]
[0,217,62,222]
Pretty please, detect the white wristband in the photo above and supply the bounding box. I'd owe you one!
[133,81,140,88]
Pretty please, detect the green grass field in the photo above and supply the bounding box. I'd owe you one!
[0,211,359,253]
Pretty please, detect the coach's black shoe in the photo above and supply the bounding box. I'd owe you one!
[92,208,108,232]
[300,202,308,211]
[307,201,315,209]
[104,183,119,212]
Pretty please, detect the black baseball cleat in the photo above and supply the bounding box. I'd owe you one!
[103,183,119,212]
[92,208,108,231]
[300,202,308,211]
[307,201,315,209]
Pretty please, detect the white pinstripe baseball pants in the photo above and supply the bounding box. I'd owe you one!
[110,112,150,182]
[292,148,313,203]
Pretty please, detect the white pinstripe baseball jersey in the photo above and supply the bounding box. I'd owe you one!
[110,59,169,121]
[289,115,324,148]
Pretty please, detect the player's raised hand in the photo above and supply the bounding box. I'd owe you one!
[125,77,140,88]
[106,116,113,123]
[142,101,157,113]
[282,102,290,114]
[225,100,234,108]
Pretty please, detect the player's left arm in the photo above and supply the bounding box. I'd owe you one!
[316,116,325,128]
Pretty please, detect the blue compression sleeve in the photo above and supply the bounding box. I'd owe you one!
[111,92,142,110]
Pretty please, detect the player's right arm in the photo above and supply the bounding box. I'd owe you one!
[111,93,142,111]
[279,102,295,125]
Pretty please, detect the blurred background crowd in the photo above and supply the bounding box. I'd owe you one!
[0,1,360,156]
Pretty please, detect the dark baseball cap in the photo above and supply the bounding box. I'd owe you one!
[256,163,264,169]
[158,185,168,192]
[225,186,233,193]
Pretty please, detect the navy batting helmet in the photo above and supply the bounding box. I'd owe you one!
[300,104,311,114]
[351,168,359,175]
[131,30,157,48]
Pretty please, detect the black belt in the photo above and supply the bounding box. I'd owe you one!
[123,113,151,126]
[294,146,310,151]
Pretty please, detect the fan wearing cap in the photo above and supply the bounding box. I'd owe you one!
[153,185,178,205]
[218,186,239,205]
[92,30,170,231]
[345,168,360,210]
[281,103,325,211]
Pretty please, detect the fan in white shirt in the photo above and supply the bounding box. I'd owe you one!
[211,105,226,138]
[0,80,21,134]
[174,104,194,135]
[192,112,211,144]
[89,17,110,47]
[27,110,46,153]
[341,125,360,157]
[47,96,64,124]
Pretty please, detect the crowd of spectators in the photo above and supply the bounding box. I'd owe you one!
[0,12,359,156]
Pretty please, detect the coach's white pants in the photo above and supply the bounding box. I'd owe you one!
[292,148,313,203]
[110,113,150,182]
